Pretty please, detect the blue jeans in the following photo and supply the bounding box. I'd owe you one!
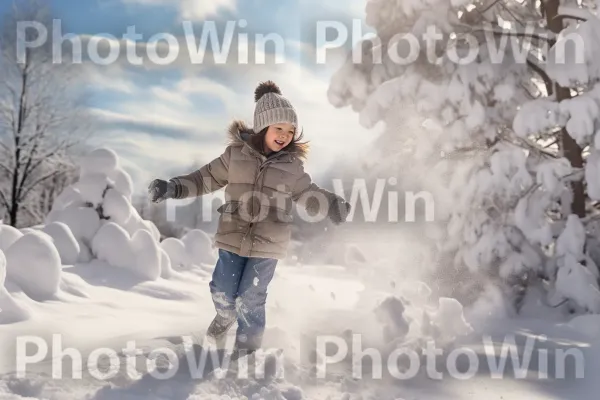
[209,249,278,350]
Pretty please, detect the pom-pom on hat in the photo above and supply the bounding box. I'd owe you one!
[253,80,298,133]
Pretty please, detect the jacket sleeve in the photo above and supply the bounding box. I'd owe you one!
[291,165,336,219]
[170,145,232,199]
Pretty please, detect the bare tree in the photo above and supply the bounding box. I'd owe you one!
[0,1,91,227]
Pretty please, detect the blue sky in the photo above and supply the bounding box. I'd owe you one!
[0,0,379,193]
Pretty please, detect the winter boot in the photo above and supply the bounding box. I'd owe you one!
[206,314,235,342]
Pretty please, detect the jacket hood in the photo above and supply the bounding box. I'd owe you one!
[226,119,308,161]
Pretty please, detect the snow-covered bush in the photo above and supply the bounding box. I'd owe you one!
[549,215,600,313]
[91,222,135,269]
[160,232,216,272]
[47,205,100,263]
[0,248,5,287]
[130,229,161,281]
[181,229,216,265]
[91,222,163,281]
[46,147,153,250]
[159,248,173,279]
[41,222,80,265]
[102,188,132,224]
[0,248,31,324]
[160,237,190,269]
[79,147,118,177]
[46,147,174,279]
[0,223,23,251]
[4,232,61,300]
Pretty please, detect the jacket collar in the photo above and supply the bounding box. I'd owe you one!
[227,119,305,163]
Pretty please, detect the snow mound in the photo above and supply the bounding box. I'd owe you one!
[0,249,33,324]
[91,222,135,269]
[46,146,176,280]
[0,291,31,325]
[102,188,132,224]
[160,237,191,269]
[563,314,600,338]
[159,248,173,279]
[51,185,83,211]
[131,229,161,281]
[161,234,215,271]
[49,205,101,243]
[73,173,111,207]
[41,222,80,265]
[181,229,216,265]
[91,222,162,281]
[0,249,5,287]
[80,147,119,177]
[110,166,134,200]
[4,233,61,300]
[425,297,474,344]
[372,285,472,351]
[0,224,23,252]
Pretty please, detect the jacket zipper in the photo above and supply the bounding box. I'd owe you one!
[244,156,279,252]
[241,147,291,254]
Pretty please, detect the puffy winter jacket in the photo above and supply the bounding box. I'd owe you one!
[170,120,346,259]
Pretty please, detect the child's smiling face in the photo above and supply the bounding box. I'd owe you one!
[264,123,295,153]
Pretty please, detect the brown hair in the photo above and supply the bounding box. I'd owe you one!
[248,126,310,160]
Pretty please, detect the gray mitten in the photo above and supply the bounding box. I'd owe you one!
[328,195,351,225]
[148,179,176,203]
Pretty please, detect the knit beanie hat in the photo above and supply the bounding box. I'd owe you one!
[253,81,298,133]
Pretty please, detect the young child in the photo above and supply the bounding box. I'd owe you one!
[148,81,350,353]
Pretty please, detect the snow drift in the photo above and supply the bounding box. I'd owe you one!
[0,147,220,324]
[4,232,61,300]
[0,224,22,252]
[46,147,187,279]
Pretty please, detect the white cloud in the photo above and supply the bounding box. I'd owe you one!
[175,77,241,113]
[85,37,378,194]
[121,0,235,21]
[89,107,193,134]
[179,0,235,20]
[150,86,193,108]
[85,64,137,94]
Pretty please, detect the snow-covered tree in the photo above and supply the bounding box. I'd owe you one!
[0,1,91,228]
[511,1,600,312]
[328,0,600,313]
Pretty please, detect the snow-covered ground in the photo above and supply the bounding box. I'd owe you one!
[0,259,599,400]
[1,147,599,400]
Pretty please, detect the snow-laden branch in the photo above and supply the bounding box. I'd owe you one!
[526,58,553,96]
[468,25,555,42]
[478,0,503,14]
[20,169,65,202]
[25,138,80,181]
[508,133,559,160]
[556,6,597,22]
[498,1,525,27]
[510,168,583,210]
[0,189,10,210]
[0,161,12,177]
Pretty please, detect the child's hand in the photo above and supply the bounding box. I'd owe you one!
[329,196,351,225]
[148,179,175,203]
